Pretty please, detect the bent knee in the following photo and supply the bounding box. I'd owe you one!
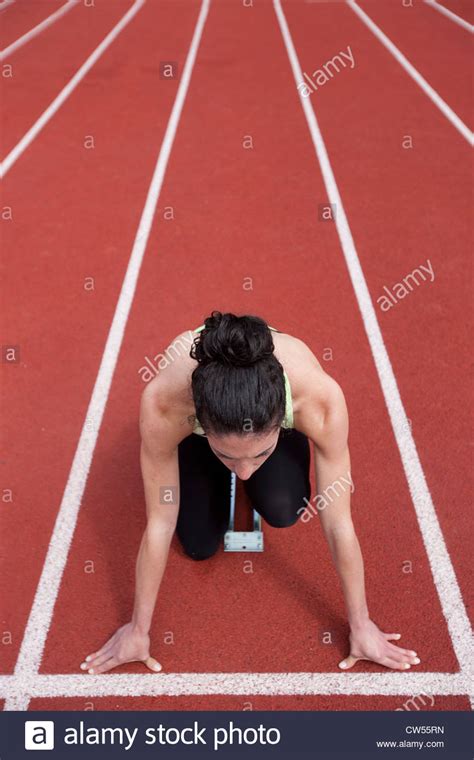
[182,543,219,561]
[257,500,302,528]
[264,512,299,528]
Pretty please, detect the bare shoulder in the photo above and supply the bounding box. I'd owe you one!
[272,331,328,396]
[273,331,346,431]
[140,329,200,444]
[143,329,196,393]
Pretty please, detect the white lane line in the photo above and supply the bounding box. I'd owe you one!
[0,0,80,61]
[347,0,473,146]
[274,0,473,686]
[3,0,211,712]
[0,0,146,178]
[0,0,16,12]
[0,671,470,700]
[424,0,473,33]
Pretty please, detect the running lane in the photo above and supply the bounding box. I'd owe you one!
[1,0,136,157]
[355,0,473,129]
[438,0,474,24]
[41,0,459,711]
[282,0,473,622]
[0,0,202,673]
[0,0,64,50]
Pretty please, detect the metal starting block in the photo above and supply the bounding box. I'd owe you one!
[224,472,264,552]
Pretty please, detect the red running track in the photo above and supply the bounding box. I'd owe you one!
[356,0,473,129]
[1,0,64,49]
[438,0,474,24]
[1,0,471,711]
[2,0,136,157]
[1,0,202,673]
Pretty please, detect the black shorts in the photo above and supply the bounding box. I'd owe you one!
[176,428,311,560]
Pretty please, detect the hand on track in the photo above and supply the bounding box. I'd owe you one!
[338,619,420,671]
[80,622,162,675]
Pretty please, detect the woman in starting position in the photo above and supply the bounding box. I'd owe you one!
[81,311,420,675]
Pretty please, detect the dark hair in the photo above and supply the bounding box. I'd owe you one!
[190,311,286,436]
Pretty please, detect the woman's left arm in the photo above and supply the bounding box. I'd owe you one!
[305,378,420,672]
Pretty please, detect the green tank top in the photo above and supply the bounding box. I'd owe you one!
[191,324,294,436]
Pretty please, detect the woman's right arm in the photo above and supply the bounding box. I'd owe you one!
[131,380,187,634]
[131,448,180,635]
[81,378,188,674]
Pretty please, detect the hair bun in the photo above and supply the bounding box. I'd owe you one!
[191,311,274,368]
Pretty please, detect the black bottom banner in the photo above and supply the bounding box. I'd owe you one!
[1,710,472,759]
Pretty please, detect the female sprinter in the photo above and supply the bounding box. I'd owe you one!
[81,311,419,675]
